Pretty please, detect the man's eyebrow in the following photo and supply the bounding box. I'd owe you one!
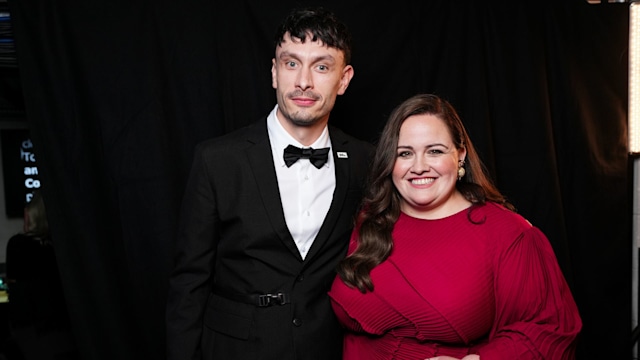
[277,50,296,59]
[277,51,336,64]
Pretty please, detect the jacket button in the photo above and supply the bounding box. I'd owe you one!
[297,274,304,282]
[292,318,302,326]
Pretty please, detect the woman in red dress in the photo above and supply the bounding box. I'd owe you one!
[328,94,581,360]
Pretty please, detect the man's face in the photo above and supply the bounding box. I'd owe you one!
[271,33,354,129]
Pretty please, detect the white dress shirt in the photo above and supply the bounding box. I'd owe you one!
[267,105,336,259]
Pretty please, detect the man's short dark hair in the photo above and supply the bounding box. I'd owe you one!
[274,7,352,64]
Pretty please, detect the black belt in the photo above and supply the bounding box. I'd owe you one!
[213,286,291,307]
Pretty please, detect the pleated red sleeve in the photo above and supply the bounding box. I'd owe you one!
[473,225,582,359]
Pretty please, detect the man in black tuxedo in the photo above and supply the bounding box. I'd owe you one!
[166,7,373,360]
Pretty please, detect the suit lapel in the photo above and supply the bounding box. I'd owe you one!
[304,127,352,262]
[245,120,302,259]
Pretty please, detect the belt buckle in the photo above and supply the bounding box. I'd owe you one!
[257,293,289,307]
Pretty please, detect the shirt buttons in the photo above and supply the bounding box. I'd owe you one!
[292,318,302,327]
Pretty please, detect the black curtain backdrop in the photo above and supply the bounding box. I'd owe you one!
[5,0,630,358]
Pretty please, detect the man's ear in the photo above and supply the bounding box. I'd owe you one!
[271,58,277,89]
[337,65,354,95]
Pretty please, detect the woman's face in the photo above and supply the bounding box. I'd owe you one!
[392,114,466,219]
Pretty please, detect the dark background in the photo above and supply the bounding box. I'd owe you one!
[1,0,630,358]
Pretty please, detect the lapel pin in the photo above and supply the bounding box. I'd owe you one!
[337,152,348,158]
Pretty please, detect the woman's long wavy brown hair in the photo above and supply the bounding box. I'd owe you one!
[336,94,515,293]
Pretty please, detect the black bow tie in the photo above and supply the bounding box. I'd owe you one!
[283,145,330,169]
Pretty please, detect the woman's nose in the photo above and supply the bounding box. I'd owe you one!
[411,156,430,173]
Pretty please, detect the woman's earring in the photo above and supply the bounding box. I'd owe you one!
[457,160,466,180]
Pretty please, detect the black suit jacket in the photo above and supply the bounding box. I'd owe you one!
[166,118,373,360]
